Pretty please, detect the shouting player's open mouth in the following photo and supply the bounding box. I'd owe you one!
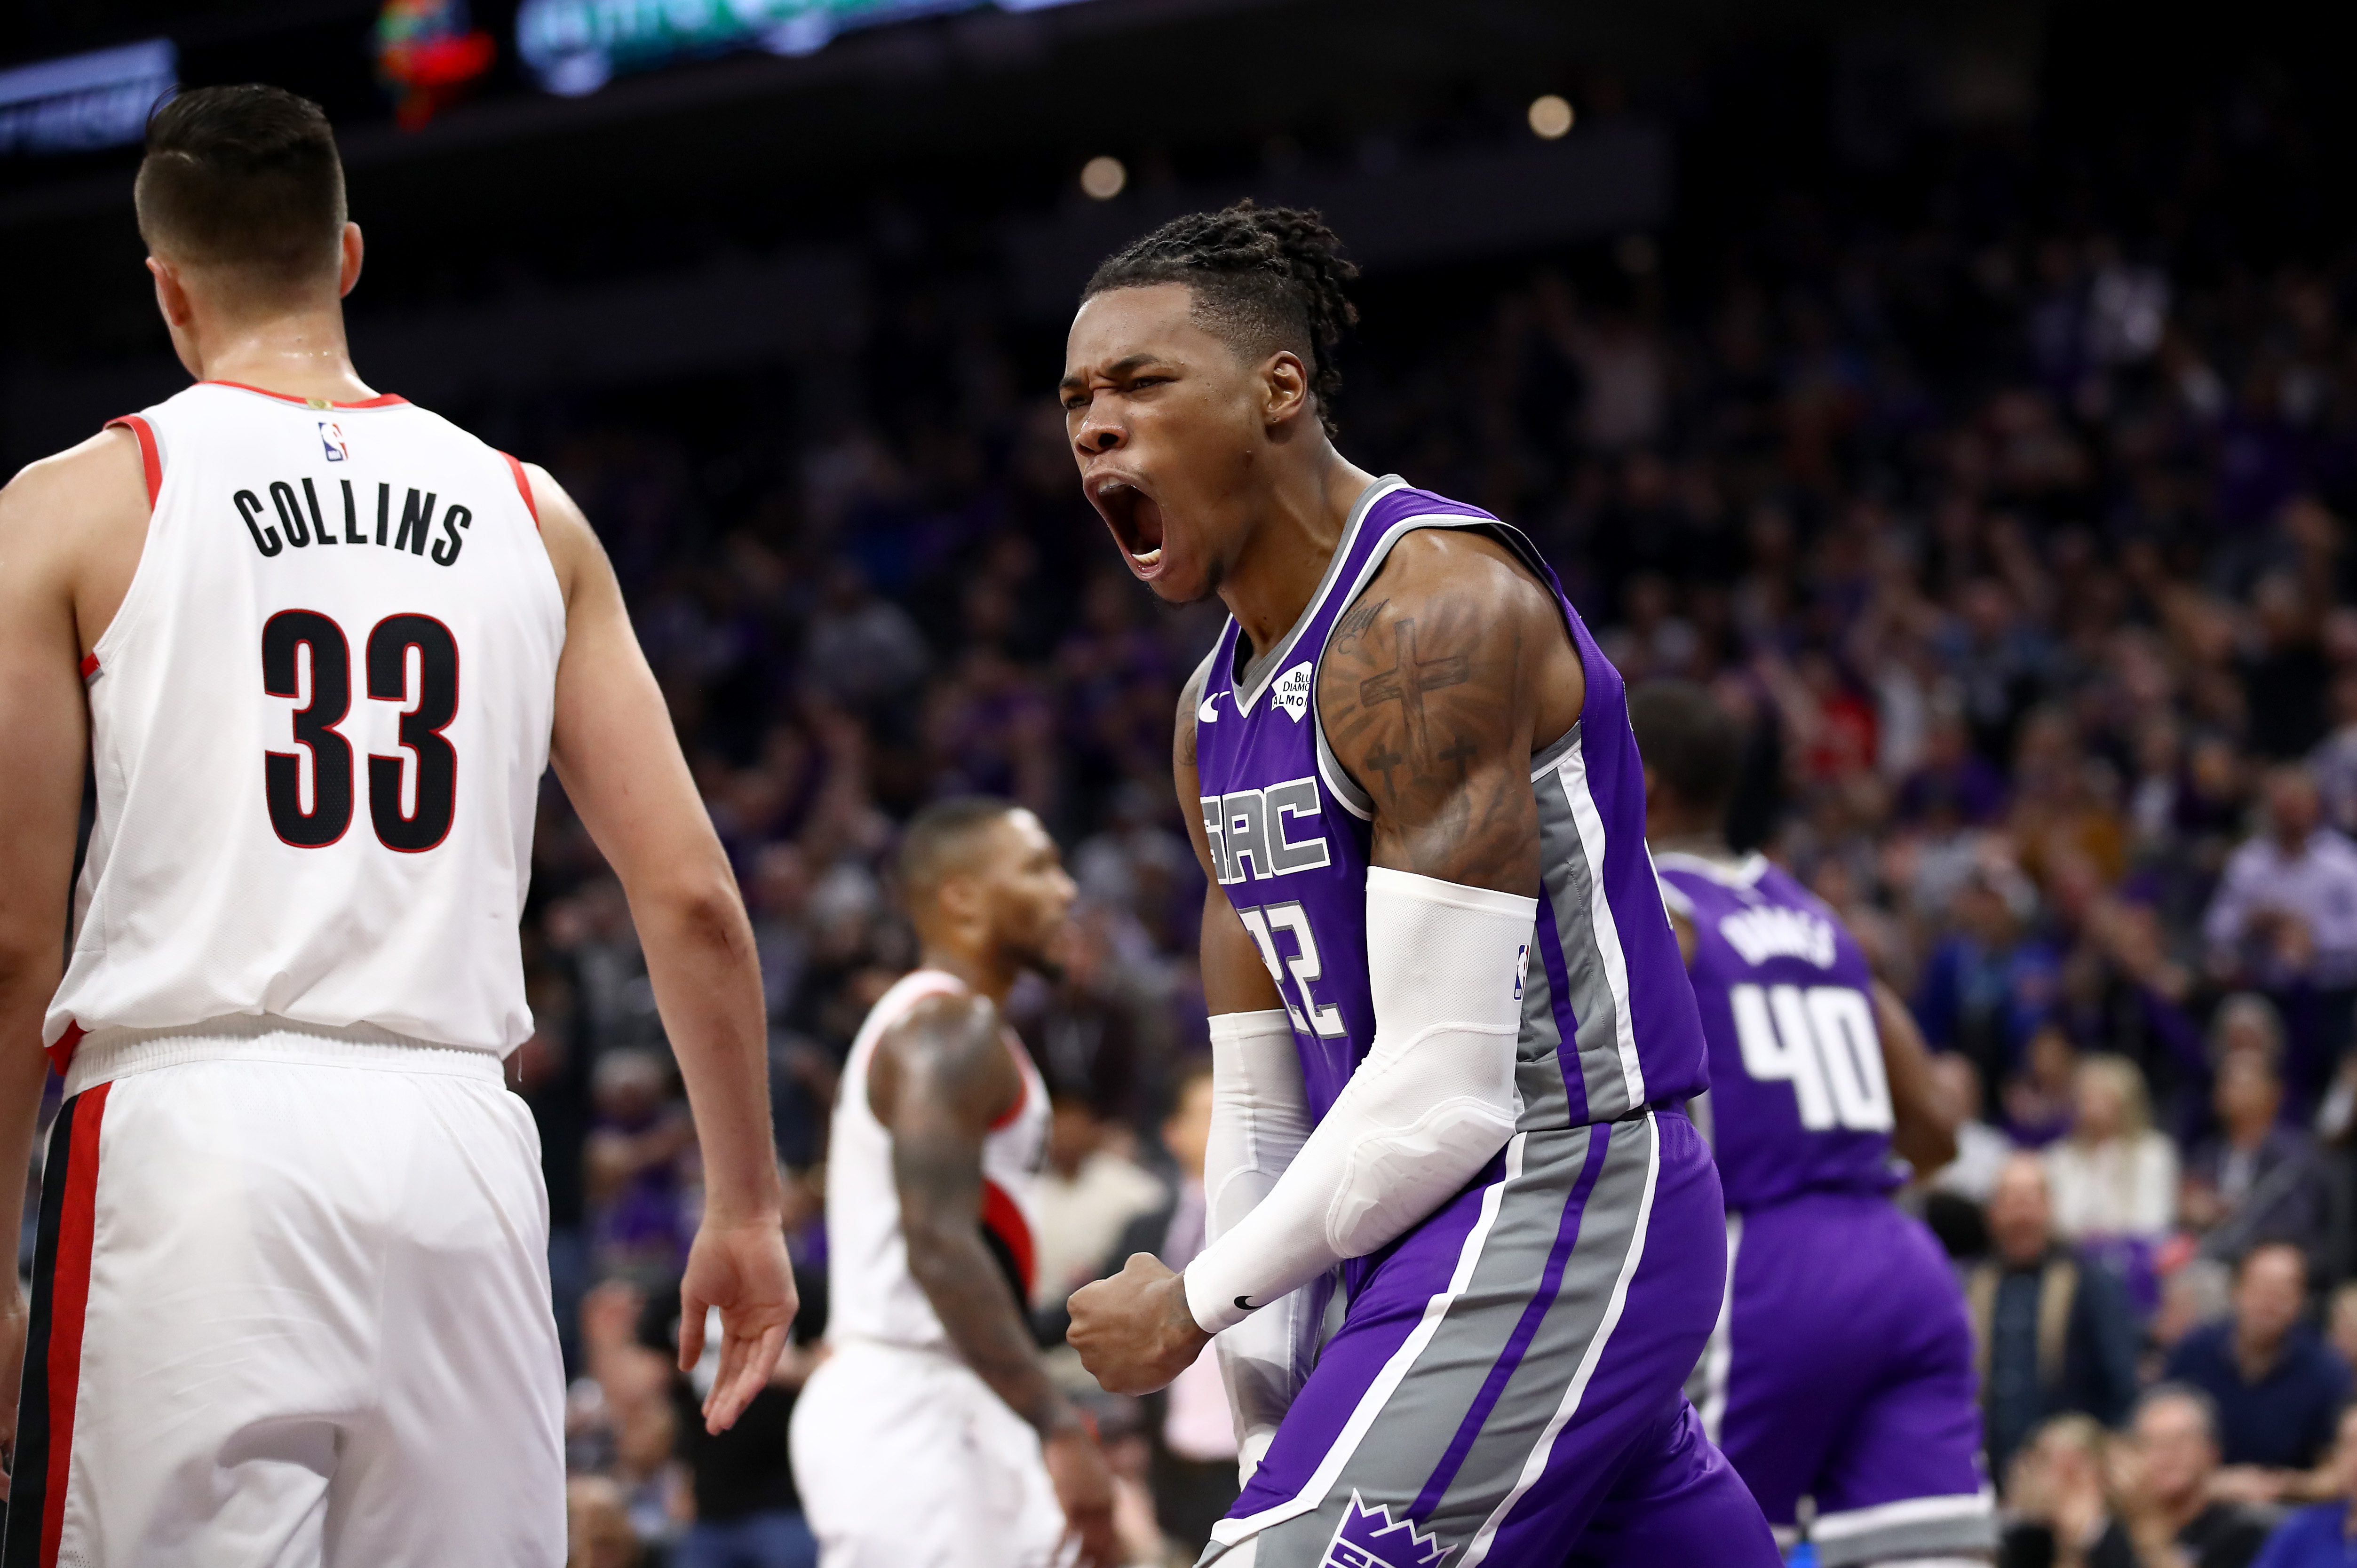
[1090,473,1167,580]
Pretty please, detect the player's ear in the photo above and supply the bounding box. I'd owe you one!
[339,222,365,299]
[147,255,194,328]
[1261,350,1311,429]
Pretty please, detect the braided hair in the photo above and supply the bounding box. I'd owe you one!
[1082,200,1360,436]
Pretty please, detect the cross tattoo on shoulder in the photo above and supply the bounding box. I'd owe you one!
[1359,618,1470,768]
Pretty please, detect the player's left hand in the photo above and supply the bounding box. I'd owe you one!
[679,1216,799,1434]
[1065,1252,1210,1395]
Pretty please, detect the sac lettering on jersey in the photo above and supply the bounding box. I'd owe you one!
[235,479,472,568]
[1200,776,1332,886]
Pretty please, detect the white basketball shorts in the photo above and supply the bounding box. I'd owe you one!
[3,1023,564,1568]
[788,1336,1069,1568]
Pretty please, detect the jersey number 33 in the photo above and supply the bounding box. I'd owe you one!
[262,608,460,853]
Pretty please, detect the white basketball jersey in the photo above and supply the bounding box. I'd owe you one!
[825,969,1049,1350]
[44,380,565,1066]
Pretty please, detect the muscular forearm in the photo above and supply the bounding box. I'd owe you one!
[0,954,56,1300]
[631,881,782,1223]
[908,1229,1078,1437]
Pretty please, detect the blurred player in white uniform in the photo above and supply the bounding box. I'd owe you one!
[0,85,795,1567]
[790,798,1119,1568]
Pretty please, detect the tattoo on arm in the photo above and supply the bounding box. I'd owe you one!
[1332,594,1389,647]
[881,998,1072,1437]
[1175,665,1202,772]
[1318,546,1549,894]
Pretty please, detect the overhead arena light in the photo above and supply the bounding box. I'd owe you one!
[0,38,177,157]
[517,0,1098,98]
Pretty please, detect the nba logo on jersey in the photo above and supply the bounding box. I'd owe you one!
[1322,1494,1452,1568]
[1272,660,1314,721]
[319,420,349,461]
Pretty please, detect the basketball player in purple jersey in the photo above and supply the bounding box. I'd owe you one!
[1059,202,1777,1567]
[1631,682,1996,1566]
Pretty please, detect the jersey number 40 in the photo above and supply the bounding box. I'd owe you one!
[262,609,458,853]
[1727,982,1893,1133]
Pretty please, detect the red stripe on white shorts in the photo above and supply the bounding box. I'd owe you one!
[40,1082,109,1568]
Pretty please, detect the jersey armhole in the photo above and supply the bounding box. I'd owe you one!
[499,451,540,529]
[104,415,160,509]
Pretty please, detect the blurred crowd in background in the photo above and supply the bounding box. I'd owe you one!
[524,72,2357,1568]
[15,46,2357,1568]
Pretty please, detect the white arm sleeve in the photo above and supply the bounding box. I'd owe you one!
[1202,1008,1318,1481]
[1184,867,1534,1338]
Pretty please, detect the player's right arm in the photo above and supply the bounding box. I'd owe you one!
[869,994,1118,1568]
[0,430,148,1493]
[530,465,793,1437]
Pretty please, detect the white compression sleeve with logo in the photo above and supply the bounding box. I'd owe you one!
[1202,1007,1317,1481]
[1184,867,1535,1338]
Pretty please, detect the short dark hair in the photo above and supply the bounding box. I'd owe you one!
[1083,199,1359,436]
[898,796,1017,905]
[1627,680,1743,826]
[135,85,346,287]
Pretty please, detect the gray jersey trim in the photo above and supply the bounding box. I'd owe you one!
[1533,735,1646,1122]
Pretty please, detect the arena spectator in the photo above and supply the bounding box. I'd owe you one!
[2247,1402,2357,1568]
[1027,1094,1167,1325]
[2108,1385,2273,1568]
[584,1050,700,1277]
[2332,1282,2357,1373]
[2007,1023,2084,1150]
[1999,1413,2130,1568]
[567,1475,644,1568]
[2047,1053,2180,1244]
[1970,1155,2142,1481]
[1927,1049,2016,1203]
[2163,1244,2351,1485]
[2182,1051,2329,1268]
[2203,765,2357,1092]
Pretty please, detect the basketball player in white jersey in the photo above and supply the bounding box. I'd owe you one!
[789,797,1120,1568]
[0,86,796,1565]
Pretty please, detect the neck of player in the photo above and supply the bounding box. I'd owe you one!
[1218,444,1377,665]
[190,306,378,404]
[919,939,1023,1007]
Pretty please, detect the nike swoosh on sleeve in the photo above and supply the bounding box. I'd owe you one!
[1198,693,1222,723]
[1234,1295,1255,1310]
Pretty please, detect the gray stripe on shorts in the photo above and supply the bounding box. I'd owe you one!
[1811,1493,1998,1567]
[1212,1119,1659,1566]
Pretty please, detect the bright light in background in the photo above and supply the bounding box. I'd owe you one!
[1528,94,1574,140]
[1080,155,1127,200]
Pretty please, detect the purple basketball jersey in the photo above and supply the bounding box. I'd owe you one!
[1191,477,1708,1137]
[1653,854,1899,1209]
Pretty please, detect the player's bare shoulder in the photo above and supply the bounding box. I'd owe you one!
[870,987,1020,1124]
[1315,528,1582,885]
[0,425,155,649]
[509,459,602,610]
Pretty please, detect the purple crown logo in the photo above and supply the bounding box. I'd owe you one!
[1320,1492,1454,1568]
